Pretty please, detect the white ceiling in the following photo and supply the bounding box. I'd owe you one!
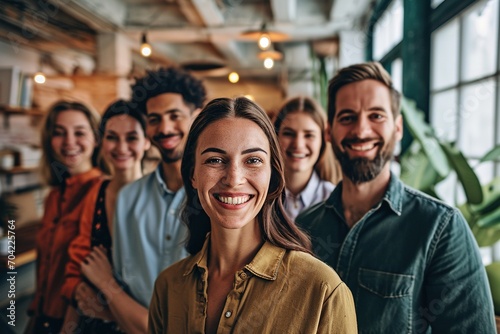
[0,0,375,81]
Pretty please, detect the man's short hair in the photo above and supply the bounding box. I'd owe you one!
[131,67,207,115]
[327,62,401,124]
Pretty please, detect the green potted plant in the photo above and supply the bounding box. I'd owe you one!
[399,98,500,316]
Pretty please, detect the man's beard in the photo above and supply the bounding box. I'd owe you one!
[333,132,397,184]
[159,148,183,163]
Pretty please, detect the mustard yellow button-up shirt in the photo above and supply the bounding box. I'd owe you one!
[149,238,357,333]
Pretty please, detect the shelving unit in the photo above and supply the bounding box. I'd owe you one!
[0,105,44,128]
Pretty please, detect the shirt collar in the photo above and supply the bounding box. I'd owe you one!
[300,171,321,208]
[154,164,175,195]
[184,235,286,281]
[286,171,322,208]
[65,168,101,186]
[326,172,403,217]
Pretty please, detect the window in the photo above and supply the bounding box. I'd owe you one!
[430,0,500,203]
[373,0,403,60]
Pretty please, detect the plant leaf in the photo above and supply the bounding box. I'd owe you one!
[480,145,500,163]
[400,141,444,194]
[401,98,450,178]
[440,142,483,204]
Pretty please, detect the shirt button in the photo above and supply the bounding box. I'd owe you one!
[225,311,232,318]
[168,210,175,215]
[166,234,171,241]
[43,322,50,327]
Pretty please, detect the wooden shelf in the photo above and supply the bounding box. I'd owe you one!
[0,105,44,117]
[0,222,40,268]
[0,166,39,175]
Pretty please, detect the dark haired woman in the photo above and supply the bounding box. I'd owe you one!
[148,97,357,333]
[61,100,150,333]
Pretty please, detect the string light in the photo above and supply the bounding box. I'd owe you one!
[34,72,46,84]
[263,57,274,69]
[228,72,239,83]
[258,33,271,50]
[140,33,152,57]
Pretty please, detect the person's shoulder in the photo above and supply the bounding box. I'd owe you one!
[118,172,155,198]
[155,256,195,285]
[296,198,329,223]
[401,182,459,215]
[287,250,343,287]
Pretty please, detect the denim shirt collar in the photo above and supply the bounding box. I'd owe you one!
[326,172,403,219]
[154,164,176,195]
[184,234,286,281]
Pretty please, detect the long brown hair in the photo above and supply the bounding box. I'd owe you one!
[40,100,109,186]
[181,97,313,255]
[274,96,341,184]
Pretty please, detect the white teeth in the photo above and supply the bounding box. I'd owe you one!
[350,143,375,151]
[217,195,251,205]
[290,153,307,158]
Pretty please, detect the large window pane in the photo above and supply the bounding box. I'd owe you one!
[430,89,458,142]
[458,79,496,157]
[462,0,499,81]
[391,58,403,93]
[472,159,495,184]
[431,18,459,90]
[373,0,403,60]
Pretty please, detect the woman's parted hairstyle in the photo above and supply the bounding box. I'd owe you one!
[40,100,106,186]
[274,96,341,184]
[327,61,401,124]
[181,97,312,255]
[97,99,148,174]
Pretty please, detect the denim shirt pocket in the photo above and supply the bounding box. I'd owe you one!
[357,268,414,334]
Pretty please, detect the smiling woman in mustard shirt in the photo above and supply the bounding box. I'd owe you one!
[148,97,357,334]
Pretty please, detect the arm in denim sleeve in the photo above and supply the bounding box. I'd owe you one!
[423,208,496,332]
[112,188,126,283]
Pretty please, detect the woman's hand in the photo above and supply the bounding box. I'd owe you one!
[80,246,114,292]
[74,282,114,321]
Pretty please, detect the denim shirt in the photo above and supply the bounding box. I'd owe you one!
[297,173,496,333]
[113,165,189,306]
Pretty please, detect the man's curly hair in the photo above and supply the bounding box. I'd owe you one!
[130,67,207,115]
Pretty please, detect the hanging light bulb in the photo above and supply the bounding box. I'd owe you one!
[263,57,274,70]
[34,71,46,84]
[258,33,271,50]
[228,72,239,83]
[140,32,152,57]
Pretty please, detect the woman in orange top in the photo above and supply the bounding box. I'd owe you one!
[26,101,107,334]
[61,100,150,332]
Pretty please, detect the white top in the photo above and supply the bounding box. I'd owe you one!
[284,171,335,221]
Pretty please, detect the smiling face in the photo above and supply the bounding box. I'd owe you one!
[278,111,323,175]
[331,79,403,184]
[101,115,150,172]
[146,93,196,163]
[191,117,271,232]
[50,110,96,175]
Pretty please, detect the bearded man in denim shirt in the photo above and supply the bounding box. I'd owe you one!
[296,62,495,333]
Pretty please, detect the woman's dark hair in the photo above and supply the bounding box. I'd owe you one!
[274,96,341,184]
[181,97,313,255]
[130,67,207,115]
[98,99,148,173]
[100,99,147,134]
[40,100,109,186]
